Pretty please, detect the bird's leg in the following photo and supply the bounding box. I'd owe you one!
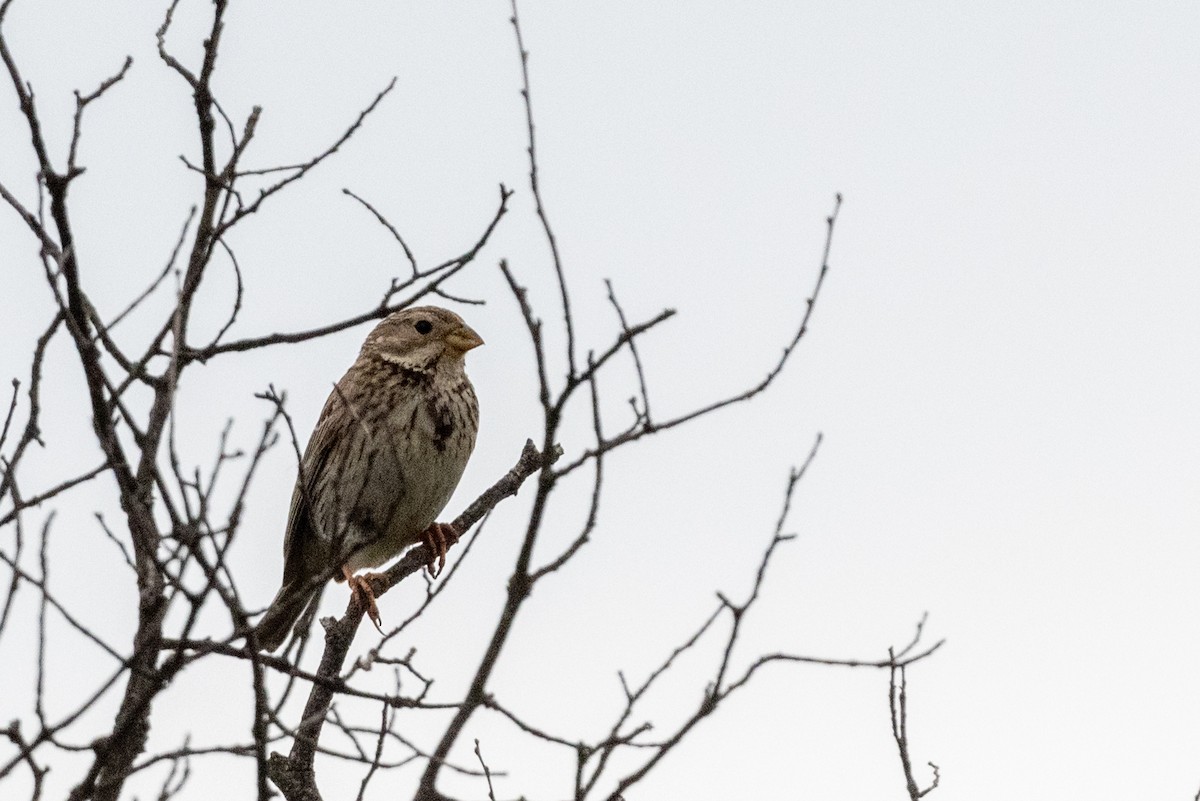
[343,565,384,633]
[419,522,460,578]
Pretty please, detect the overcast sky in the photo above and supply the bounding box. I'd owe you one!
[2,2,1199,800]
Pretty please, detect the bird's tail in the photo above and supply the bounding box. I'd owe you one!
[254,582,319,652]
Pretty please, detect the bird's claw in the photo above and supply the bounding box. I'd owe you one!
[344,566,385,633]
[419,522,460,578]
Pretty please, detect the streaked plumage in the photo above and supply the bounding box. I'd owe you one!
[255,306,482,651]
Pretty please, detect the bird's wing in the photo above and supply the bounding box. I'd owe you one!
[279,388,348,588]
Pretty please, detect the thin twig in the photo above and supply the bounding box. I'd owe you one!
[474,739,498,801]
[556,194,843,478]
[186,186,511,362]
[890,653,940,800]
[510,0,576,378]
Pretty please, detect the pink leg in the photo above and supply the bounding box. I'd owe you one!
[418,522,460,578]
[343,565,385,633]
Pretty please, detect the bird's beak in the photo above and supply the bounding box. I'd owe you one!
[445,324,484,353]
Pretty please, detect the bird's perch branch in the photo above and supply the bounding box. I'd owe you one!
[266,438,559,801]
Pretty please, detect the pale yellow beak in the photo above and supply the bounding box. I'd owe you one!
[445,324,484,353]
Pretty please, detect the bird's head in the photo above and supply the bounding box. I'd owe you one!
[361,306,484,371]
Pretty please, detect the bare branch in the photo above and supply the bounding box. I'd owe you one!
[529,354,603,581]
[890,656,941,800]
[509,0,576,378]
[0,460,110,527]
[473,740,497,801]
[0,3,940,798]
[104,207,196,333]
[343,188,419,277]
[0,312,63,506]
[185,186,511,362]
[0,180,58,254]
[68,55,134,174]
[2,722,48,800]
[216,79,397,234]
[353,704,391,801]
[556,193,843,478]
[605,279,653,423]
[267,440,559,801]
[202,237,245,350]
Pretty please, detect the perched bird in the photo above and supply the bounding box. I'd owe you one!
[255,306,483,652]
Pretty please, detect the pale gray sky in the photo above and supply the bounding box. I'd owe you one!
[2,2,1198,799]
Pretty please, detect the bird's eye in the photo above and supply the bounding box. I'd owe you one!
[414,319,433,335]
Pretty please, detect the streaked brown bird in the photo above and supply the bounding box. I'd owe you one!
[255,306,482,652]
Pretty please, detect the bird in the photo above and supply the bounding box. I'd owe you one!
[254,306,483,652]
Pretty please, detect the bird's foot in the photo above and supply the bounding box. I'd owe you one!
[419,522,460,578]
[343,565,385,633]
